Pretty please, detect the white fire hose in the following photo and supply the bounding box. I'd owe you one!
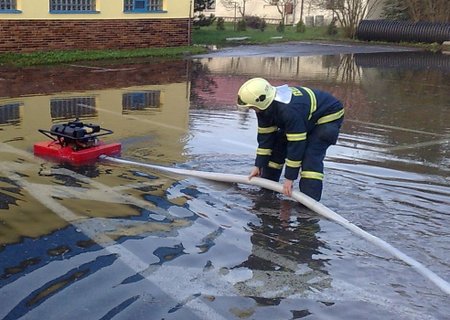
[100,155,450,295]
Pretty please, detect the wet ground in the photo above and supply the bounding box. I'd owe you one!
[0,42,449,319]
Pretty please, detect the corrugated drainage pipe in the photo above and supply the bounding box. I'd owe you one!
[356,20,450,44]
[354,52,450,70]
[100,155,450,295]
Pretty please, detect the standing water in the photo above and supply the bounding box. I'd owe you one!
[0,48,449,319]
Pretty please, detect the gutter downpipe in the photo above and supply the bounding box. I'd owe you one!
[300,0,304,24]
[188,0,193,46]
[292,0,297,26]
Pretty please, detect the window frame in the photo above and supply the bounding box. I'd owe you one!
[49,0,99,14]
[50,96,97,120]
[0,102,22,126]
[123,0,165,14]
[0,0,21,13]
[122,91,161,113]
[325,0,344,10]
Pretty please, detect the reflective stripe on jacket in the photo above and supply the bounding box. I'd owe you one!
[255,86,343,180]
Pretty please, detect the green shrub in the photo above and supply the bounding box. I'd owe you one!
[193,13,216,27]
[237,19,247,31]
[216,17,225,30]
[244,16,266,31]
[259,19,267,32]
[296,20,306,33]
[326,18,338,36]
[276,21,285,33]
[382,0,410,20]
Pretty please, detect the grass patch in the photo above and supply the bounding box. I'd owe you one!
[192,22,443,51]
[0,46,207,67]
[1,22,440,67]
[192,22,345,46]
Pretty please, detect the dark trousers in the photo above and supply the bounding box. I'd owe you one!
[261,118,343,201]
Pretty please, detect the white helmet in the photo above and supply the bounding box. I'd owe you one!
[237,78,276,110]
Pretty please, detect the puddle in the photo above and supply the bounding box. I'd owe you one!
[0,51,449,319]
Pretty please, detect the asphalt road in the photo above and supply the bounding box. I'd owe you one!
[193,40,420,58]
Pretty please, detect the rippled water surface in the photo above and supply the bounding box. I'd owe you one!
[0,50,449,320]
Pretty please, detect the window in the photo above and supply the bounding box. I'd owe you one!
[285,2,293,14]
[50,0,97,12]
[122,91,161,113]
[325,0,344,10]
[50,97,96,120]
[0,103,21,125]
[124,0,163,12]
[206,0,215,10]
[0,0,18,11]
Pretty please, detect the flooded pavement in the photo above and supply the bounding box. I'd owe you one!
[193,41,419,58]
[0,43,449,320]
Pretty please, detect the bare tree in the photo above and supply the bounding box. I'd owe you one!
[263,0,294,24]
[326,0,382,38]
[405,0,450,22]
[220,0,251,18]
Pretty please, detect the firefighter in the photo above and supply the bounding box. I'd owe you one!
[237,77,344,201]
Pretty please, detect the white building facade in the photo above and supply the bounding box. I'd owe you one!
[209,0,383,27]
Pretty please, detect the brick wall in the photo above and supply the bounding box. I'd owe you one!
[0,19,190,53]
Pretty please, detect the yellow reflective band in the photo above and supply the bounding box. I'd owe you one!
[268,161,284,169]
[286,132,307,141]
[285,159,302,168]
[317,109,345,125]
[258,126,278,134]
[257,148,272,156]
[290,87,303,96]
[301,171,324,180]
[302,87,317,120]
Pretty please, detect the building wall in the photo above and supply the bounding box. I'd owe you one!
[0,19,190,53]
[0,0,192,53]
[214,0,384,26]
[214,1,333,25]
[1,0,190,20]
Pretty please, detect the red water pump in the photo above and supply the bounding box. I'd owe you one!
[34,119,121,163]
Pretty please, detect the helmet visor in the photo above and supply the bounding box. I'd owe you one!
[237,94,269,108]
[237,95,248,107]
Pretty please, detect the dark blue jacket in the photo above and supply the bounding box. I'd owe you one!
[255,86,344,180]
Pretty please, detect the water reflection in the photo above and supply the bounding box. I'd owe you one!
[0,103,21,125]
[236,193,331,300]
[188,51,449,318]
[0,61,191,161]
[0,51,449,319]
[0,60,192,247]
[50,97,97,119]
[190,52,450,170]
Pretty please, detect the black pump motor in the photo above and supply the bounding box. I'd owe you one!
[51,120,100,138]
[39,119,113,150]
